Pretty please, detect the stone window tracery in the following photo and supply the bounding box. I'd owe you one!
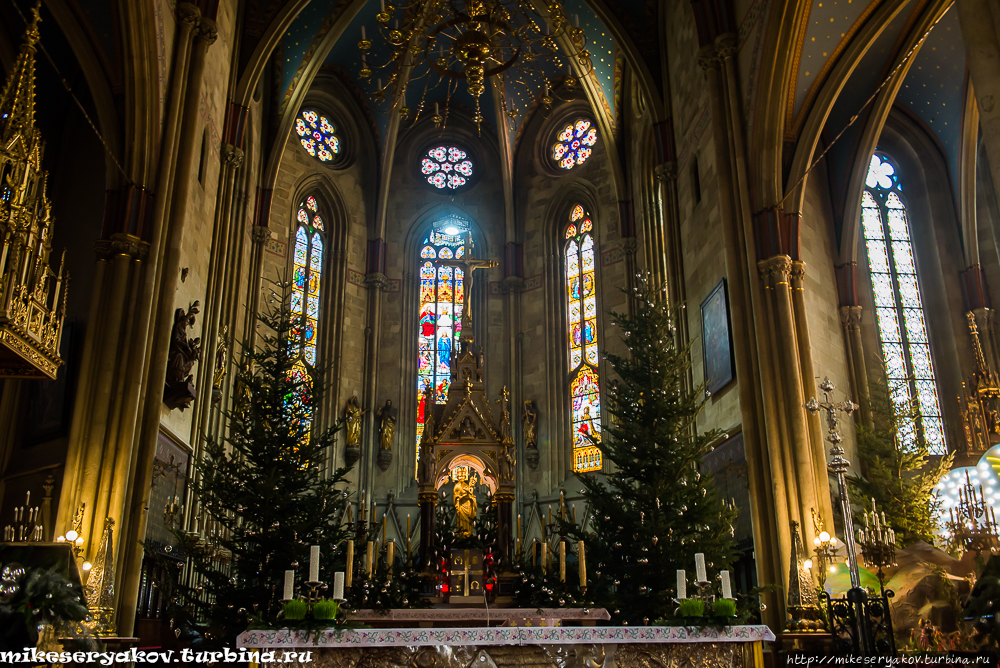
[287,195,325,435]
[416,219,471,467]
[862,153,945,453]
[295,110,340,162]
[565,204,602,472]
[421,146,474,190]
[552,119,598,170]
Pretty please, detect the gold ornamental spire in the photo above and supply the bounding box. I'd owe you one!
[0,1,41,143]
[0,1,68,379]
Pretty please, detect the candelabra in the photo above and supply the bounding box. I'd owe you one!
[857,499,896,592]
[55,504,92,574]
[946,470,999,557]
[810,510,840,590]
[3,491,42,542]
[163,495,183,529]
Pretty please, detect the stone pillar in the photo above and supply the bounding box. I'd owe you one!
[116,14,217,637]
[362,259,388,498]
[839,306,871,427]
[957,0,1000,208]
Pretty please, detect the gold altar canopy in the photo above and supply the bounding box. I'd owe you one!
[0,5,68,379]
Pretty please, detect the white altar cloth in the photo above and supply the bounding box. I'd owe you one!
[237,625,775,649]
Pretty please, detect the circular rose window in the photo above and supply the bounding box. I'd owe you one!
[421,146,474,190]
[552,119,598,170]
[295,110,340,162]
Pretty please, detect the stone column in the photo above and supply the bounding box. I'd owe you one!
[116,15,217,637]
[839,306,871,427]
[361,268,388,498]
[418,488,437,569]
[957,0,1000,208]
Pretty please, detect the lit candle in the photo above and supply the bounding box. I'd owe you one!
[382,514,387,546]
[695,553,707,583]
[559,541,566,582]
[406,514,412,558]
[560,490,566,520]
[541,542,548,575]
[366,541,374,578]
[676,570,687,599]
[387,541,395,579]
[309,545,320,582]
[283,570,295,600]
[346,540,354,587]
[517,514,522,542]
[333,571,345,600]
[578,540,586,588]
[721,570,733,599]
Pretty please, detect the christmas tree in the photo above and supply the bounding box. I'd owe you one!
[172,279,353,641]
[571,276,737,624]
[851,380,952,547]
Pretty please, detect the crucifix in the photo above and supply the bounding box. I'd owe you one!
[437,232,497,345]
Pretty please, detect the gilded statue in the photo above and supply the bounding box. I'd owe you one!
[453,469,479,538]
[213,325,229,387]
[376,400,395,451]
[344,395,367,447]
[522,400,538,449]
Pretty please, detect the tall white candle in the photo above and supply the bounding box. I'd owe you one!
[309,545,320,582]
[721,570,733,599]
[676,570,687,599]
[695,553,707,582]
[333,572,345,600]
[283,570,295,600]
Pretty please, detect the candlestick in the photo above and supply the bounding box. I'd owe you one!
[333,572,345,600]
[387,541,395,579]
[559,541,566,582]
[346,540,354,587]
[578,540,586,588]
[695,553,707,582]
[541,542,548,575]
[309,545,320,582]
[676,570,687,599]
[283,570,294,600]
[382,514,386,546]
[721,571,733,599]
[366,541,374,578]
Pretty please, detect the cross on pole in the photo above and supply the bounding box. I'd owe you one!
[437,232,497,345]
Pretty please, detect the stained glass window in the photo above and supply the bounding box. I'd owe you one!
[295,110,340,162]
[863,154,945,453]
[553,120,598,170]
[421,146,474,190]
[566,205,602,472]
[416,220,470,466]
[288,196,325,436]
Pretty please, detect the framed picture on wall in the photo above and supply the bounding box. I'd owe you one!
[700,279,735,397]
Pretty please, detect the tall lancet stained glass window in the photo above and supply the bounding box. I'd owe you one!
[863,154,945,453]
[416,224,469,465]
[566,205,602,472]
[288,196,325,432]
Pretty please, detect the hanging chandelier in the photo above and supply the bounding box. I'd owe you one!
[358,0,595,131]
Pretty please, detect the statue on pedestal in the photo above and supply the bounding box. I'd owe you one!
[343,395,367,466]
[522,400,539,469]
[164,301,201,410]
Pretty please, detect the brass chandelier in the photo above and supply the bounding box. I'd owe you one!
[358,0,596,130]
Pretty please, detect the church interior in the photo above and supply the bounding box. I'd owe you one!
[2,0,1000,662]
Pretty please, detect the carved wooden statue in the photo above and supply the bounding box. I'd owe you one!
[164,301,201,410]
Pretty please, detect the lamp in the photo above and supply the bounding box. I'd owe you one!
[360,0,596,131]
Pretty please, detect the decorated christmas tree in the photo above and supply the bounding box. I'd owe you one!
[571,276,737,624]
[851,380,952,547]
[172,279,353,640]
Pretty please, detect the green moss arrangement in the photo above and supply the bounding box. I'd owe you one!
[677,599,704,617]
[283,599,307,620]
[312,600,338,620]
[712,599,736,617]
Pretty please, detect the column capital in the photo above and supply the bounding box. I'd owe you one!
[499,276,525,294]
[177,3,201,29]
[95,233,150,262]
[697,44,720,71]
[222,143,244,169]
[197,18,219,45]
[758,255,792,288]
[250,225,270,244]
[654,161,678,182]
[839,305,862,328]
[714,33,737,59]
[790,260,807,289]
[365,272,390,291]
